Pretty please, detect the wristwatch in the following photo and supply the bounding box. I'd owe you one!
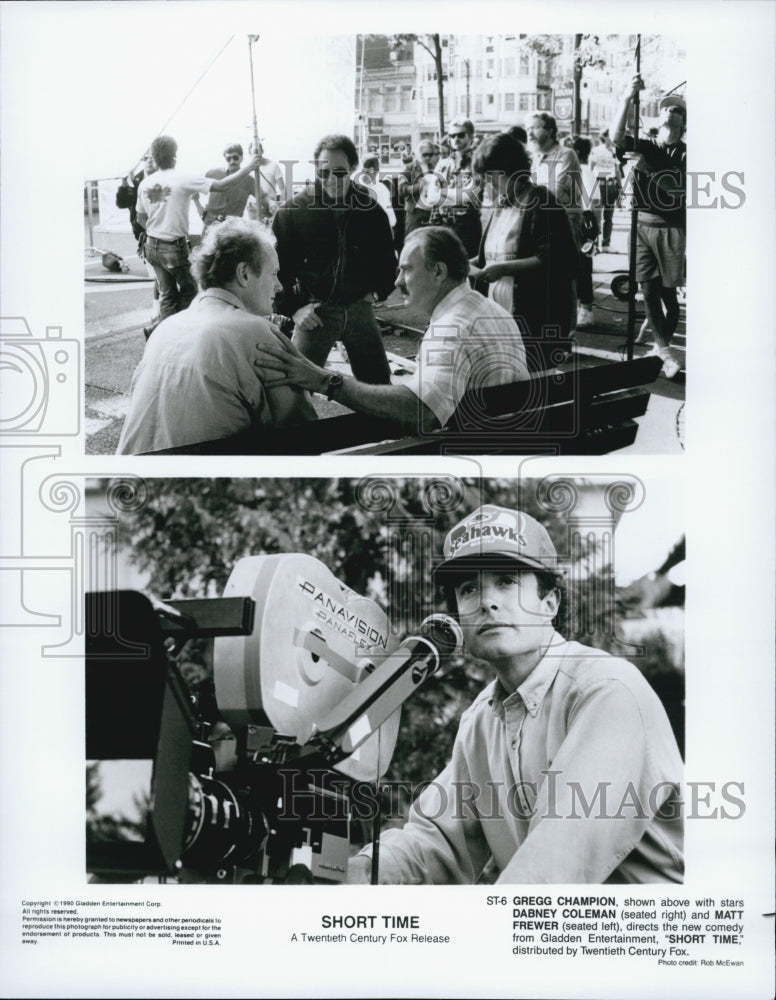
[324,372,344,401]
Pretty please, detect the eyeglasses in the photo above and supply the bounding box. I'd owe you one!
[317,167,350,179]
[225,154,241,162]
[449,131,468,139]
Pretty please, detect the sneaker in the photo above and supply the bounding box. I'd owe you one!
[576,305,594,329]
[655,348,681,379]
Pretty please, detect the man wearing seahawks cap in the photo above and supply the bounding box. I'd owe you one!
[348,504,684,884]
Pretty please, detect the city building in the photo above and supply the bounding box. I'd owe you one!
[354,34,686,164]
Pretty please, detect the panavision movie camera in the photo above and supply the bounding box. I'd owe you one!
[86,554,461,884]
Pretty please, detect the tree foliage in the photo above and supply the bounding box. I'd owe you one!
[116,477,683,791]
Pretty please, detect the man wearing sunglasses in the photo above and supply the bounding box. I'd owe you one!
[346,503,684,885]
[271,133,397,385]
[430,118,482,257]
[197,143,257,231]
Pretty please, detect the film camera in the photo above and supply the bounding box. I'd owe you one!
[86,554,461,885]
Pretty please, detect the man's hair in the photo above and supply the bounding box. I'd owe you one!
[150,135,177,170]
[449,117,475,137]
[472,131,532,180]
[362,155,380,172]
[505,124,528,145]
[313,133,359,168]
[191,218,274,290]
[571,136,592,164]
[532,112,558,140]
[417,140,440,156]
[405,226,469,283]
[223,142,243,158]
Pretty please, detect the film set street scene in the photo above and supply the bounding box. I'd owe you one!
[84,33,687,456]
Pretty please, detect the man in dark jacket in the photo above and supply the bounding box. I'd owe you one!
[272,134,397,385]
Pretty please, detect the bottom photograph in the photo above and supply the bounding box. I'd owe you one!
[85,474,685,886]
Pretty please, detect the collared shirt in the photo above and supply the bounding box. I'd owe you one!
[400,283,529,427]
[366,634,684,884]
[117,288,315,454]
[532,143,582,211]
[532,143,584,248]
[137,168,213,239]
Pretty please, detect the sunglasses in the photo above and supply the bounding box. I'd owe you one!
[225,154,241,162]
[317,167,350,179]
[449,131,468,139]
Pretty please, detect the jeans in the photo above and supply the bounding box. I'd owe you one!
[292,300,391,385]
[144,237,198,320]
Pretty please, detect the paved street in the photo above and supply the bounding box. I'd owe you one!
[84,212,685,454]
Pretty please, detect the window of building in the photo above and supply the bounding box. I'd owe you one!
[519,93,534,111]
[427,97,438,115]
[486,93,494,106]
[367,89,383,113]
[475,59,482,77]
[504,92,515,112]
[502,57,515,77]
[537,91,551,111]
[519,52,530,75]
[384,86,399,113]
[475,95,482,114]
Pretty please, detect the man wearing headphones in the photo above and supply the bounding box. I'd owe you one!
[348,504,684,884]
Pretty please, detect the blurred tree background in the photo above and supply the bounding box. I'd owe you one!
[116,476,684,809]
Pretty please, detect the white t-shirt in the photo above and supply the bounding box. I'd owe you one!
[137,168,213,239]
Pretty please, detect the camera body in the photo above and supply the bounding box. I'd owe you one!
[85,554,461,884]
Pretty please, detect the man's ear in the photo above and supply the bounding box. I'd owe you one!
[542,587,560,619]
[433,260,448,282]
[236,261,250,286]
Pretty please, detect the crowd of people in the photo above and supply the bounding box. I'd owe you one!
[115,72,686,454]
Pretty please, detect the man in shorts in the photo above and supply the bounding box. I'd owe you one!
[612,77,686,379]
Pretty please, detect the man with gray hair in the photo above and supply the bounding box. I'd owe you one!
[117,219,315,455]
[255,226,528,434]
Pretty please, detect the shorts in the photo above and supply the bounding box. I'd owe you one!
[635,222,686,287]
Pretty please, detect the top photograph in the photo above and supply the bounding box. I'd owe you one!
[84,33,687,457]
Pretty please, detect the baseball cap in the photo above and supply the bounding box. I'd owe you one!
[659,94,686,116]
[433,505,558,580]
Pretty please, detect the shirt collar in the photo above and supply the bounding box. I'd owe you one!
[198,287,247,311]
[489,631,569,718]
[429,281,470,324]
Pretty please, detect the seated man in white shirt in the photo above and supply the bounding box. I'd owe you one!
[117,219,316,455]
[254,226,529,434]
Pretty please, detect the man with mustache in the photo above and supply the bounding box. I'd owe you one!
[347,504,684,884]
[256,226,528,433]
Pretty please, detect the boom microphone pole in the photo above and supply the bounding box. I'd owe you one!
[247,34,263,219]
[625,34,642,361]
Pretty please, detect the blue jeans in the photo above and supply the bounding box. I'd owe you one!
[144,237,198,319]
[292,300,391,385]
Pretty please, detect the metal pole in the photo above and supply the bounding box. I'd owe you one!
[625,35,642,361]
[358,35,366,160]
[247,36,263,220]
